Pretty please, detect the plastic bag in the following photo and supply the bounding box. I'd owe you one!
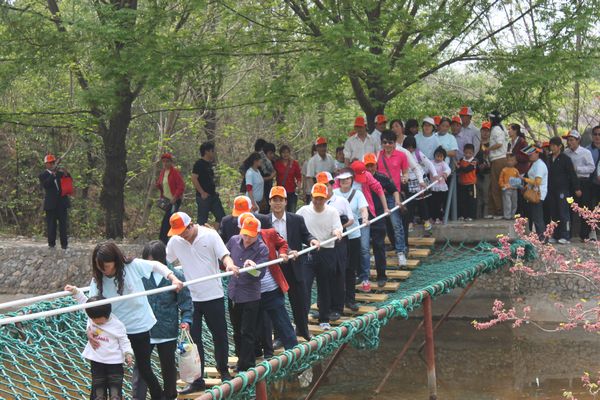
[177,330,202,383]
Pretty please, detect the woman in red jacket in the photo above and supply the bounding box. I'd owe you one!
[156,153,185,244]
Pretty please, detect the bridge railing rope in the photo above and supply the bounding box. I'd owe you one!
[0,180,439,326]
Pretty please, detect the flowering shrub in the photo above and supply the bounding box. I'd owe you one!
[472,200,600,399]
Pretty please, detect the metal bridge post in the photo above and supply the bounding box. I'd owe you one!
[423,295,437,400]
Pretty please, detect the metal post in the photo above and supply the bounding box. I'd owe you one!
[423,295,437,400]
[304,343,348,400]
[443,170,457,224]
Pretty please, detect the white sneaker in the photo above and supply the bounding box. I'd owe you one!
[398,252,407,267]
[493,215,503,220]
[558,238,570,244]
[319,322,331,331]
[484,215,494,219]
[548,238,557,244]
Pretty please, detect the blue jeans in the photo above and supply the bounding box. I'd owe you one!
[260,289,298,350]
[359,225,371,282]
[386,195,406,254]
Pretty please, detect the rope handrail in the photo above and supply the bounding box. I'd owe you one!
[0,180,438,326]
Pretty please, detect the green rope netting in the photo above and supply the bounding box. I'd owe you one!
[0,241,534,400]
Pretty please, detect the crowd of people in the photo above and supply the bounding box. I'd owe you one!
[44,106,600,400]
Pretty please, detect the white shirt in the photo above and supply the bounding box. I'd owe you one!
[564,146,596,178]
[296,204,342,248]
[333,188,367,240]
[415,133,440,160]
[166,225,230,302]
[527,158,548,200]
[73,291,133,365]
[325,194,353,219]
[344,134,380,162]
[88,259,172,334]
[306,153,336,178]
[271,213,287,241]
[431,160,451,192]
[489,126,507,161]
[436,133,458,164]
[396,143,424,183]
[371,129,383,146]
[245,167,264,203]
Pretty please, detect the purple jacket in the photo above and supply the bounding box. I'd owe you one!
[226,235,268,303]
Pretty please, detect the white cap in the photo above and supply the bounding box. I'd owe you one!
[564,130,581,140]
[336,171,353,180]
[422,117,436,126]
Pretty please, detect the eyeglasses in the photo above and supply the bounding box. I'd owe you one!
[382,140,395,144]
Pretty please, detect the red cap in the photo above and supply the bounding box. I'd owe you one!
[350,161,367,183]
[315,137,327,146]
[481,121,491,130]
[459,106,473,116]
[168,212,192,237]
[433,116,441,125]
[44,154,56,163]
[451,116,461,124]
[161,153,173,160]
[354,116,366,128]
[362,153,377,166]
[374,114,387,125]
[232,196,252,217]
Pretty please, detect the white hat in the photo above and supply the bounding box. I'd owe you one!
[336,171,353,180]
[563,130,581,140]
[422,117,436,126]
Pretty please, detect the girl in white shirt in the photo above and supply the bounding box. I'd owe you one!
[429,147,451,224]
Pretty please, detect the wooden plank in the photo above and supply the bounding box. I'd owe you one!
[355,281,400,292]
[408,237,436,246]
[370,269,411,280]
[409,248,431,258]
[355,293,388,302]
[311,303,376,315]
[378,258,420,268]
[308,315,352,325]
[177,379,222,398]
[204,367,240,378]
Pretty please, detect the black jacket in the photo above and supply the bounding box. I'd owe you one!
[269,211,315,282]
[548,152,579,194]
[218,213,272,244]
[39,169,71,211]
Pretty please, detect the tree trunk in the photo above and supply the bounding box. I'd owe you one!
[203,108,217,142]
[99,94,134,239]
[366,105,386,133]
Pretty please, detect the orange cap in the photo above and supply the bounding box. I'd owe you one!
[433,116,441,125]
[232,196,252,217]
[481,121,491,130]
[168,212,192,237]
[315,137,327,146]
[311,183,328,198]
[44,154,56,163]
[451,116,461,124]
[541,141,550,148]
[354,116,366,128]
[316,171,333,184]
[161,153,173,160]
[374,114,387,125]
[237,212,254,228]
[269,186,287,199]
[240,215,261,237]
[363,153,377,166]
[459,106,473,116]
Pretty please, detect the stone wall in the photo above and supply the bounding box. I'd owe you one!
[0,238,144,294]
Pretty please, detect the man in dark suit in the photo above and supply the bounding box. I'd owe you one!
[268,186,319,341]
[38,154,71,249]
[219,195,271,243]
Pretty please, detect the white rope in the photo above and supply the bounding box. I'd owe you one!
[0,287,91,311]
[0,180,438,326]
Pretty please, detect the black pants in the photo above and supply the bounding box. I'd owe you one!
[90,361,123,400]
[196,193,226,225]
[281,263,310,340]
[132,339,178,400]
[286,192,298,212]
[304,247,337,323]
[128,331,162,400]
[370,219,387,281]
[428,191,447,221]
[331,237,348,313]
[526,201,546,241]
[346,237,361,304]
[190,297,230,385]
[408,197,430,222]
[577,178,594,239]
[45,207,68,248]
[458,184,477,219]
[159,199,181,244]
[228,299,261,371]
[547,190,571,240]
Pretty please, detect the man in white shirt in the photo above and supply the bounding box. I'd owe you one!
[344,116,380,164]
[371,114,387,145]
[296,183,343,331]
[166,212,239,393]
[459,106,481,151]
[563,130,596,240]
[306,137,336,180]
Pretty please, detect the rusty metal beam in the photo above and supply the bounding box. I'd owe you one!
[423,296,437,400]
[303,343,348,400]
